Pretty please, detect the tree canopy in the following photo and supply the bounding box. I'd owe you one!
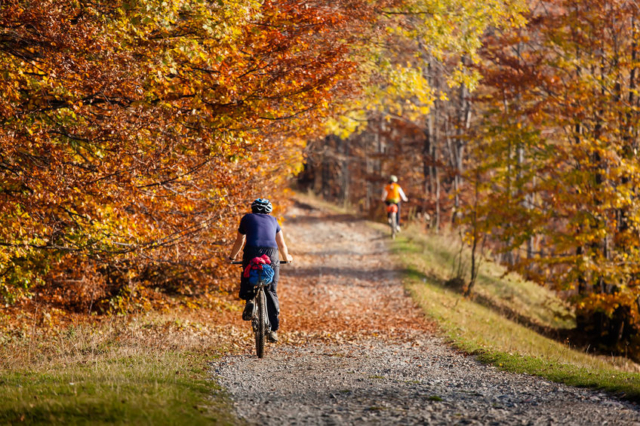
[0,0,371,307]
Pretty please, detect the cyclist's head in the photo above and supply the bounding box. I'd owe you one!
[389,175,398,183]
[251,198,273,214]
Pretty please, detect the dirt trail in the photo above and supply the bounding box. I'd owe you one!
[213,199,640,425]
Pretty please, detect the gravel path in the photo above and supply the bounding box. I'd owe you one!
[213,199,640,425]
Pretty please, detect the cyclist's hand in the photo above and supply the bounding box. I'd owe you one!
[286,254,293,262]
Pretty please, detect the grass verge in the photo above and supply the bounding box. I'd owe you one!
[0,315,240,425]
[390,223,640,401]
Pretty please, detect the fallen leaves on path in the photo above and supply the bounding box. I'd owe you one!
[274,199,435,345]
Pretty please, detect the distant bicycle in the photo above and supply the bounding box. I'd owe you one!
[382,175,408,239]
[232,260,288,358]
[386,203,399,239]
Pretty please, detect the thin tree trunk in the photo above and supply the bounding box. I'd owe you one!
[465,169,482,297]
[453,58,472,224]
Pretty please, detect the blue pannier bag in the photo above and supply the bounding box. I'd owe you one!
[248,264,275,286]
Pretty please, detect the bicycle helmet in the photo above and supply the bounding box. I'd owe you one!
[389,175,398,183]
[251,198,273,214]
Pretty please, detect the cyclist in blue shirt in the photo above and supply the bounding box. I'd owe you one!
[228,198,293,343]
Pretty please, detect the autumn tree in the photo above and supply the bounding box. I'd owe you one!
[472,0,640,354]
[306,0,527,227]
[0,0,373,310]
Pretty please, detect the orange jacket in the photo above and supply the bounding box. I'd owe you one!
[383,183,407,204]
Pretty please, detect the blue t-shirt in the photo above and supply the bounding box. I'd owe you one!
[238,213,281,248]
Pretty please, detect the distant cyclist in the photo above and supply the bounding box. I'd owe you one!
[228,198,293,343]
[382,175,408,230]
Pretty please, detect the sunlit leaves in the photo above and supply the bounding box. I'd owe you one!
[0,0,363,305]
[328,0,527,138]
[470,0,640,345]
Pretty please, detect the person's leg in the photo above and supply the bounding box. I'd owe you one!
[266,251,280,331]
[239,248,263,320]
[396,202,401,226]
[385,200,392,222]
[266,284,280,331]
[239,247,260,300]
[239,278,254,300]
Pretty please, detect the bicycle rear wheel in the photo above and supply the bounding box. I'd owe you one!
[254,288,266,358]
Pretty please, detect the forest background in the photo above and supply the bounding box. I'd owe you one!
[3,0,640,362]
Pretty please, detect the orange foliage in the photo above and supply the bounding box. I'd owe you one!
[472,0,640,353]
[0,0,375,312]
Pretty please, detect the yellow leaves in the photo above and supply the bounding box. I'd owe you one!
[338,0,529,145]
[325,110,367,140]
[363,63,436,119]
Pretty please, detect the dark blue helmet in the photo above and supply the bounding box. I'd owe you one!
[251,198,273,214]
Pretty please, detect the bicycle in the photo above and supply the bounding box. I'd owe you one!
[232,260,288,358]
[386,203,399,239]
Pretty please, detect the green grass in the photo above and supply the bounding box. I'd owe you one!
[0,317,238,425]
[392,227,574,330]
[390,223,640,400]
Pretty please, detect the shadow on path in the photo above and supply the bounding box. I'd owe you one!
[285,266,402,287]
[287,213,366,226]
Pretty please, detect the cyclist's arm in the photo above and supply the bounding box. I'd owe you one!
[275,231,293,262]
[398,187,409,202]
[229,231,245,260]
[381,188,388,201]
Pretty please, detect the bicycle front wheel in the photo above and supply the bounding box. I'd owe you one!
[255,288,266,358]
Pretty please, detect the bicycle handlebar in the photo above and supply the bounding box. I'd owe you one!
[230,261,290,265]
